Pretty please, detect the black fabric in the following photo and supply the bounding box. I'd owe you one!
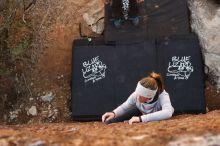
[71,39,156,121]
[157,34,206,114]
[145,0,190,38]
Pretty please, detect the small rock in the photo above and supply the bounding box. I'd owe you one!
[28,106,38,116]
[155,5,159,8]
[131,135,147,140]
[9,110,20,120]
[42,111,48,118]
[3,114,7,121]
[48,112,54,118]
[28,140,46,146]
[0,139,8,146]
[20,103,24,108]
[54,109,58,113]
[57,74,64,79]
[68,128,78,132]
[168,134,220,146]
[40,92,54,102]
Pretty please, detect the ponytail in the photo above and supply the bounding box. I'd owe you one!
[149,72,164,95]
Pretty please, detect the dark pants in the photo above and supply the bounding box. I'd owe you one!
[111,0,138,19]
[105,106,142,124]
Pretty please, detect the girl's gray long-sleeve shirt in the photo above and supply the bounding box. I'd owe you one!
[113,90,174,123]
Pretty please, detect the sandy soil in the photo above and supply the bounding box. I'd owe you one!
[0,110,220,146]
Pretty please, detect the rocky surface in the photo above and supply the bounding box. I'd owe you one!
[188,0,220,88]
[0,110,220,146]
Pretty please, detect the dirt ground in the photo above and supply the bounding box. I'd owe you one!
[0,110,220,146]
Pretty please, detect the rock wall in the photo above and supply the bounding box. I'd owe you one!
[188,0,220,88]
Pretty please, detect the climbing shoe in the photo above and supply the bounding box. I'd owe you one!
[113,19,122,28]
[130,17,139,26]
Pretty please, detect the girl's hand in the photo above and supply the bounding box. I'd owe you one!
[136,0,144,3]
[128,116,141,125]
[102,112,115,122]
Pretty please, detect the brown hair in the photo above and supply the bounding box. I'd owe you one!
[140,72,164,98]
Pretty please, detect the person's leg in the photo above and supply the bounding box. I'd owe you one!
[111,0,123,28]
[105,106,142,124]
[129,0,138,17]
[128,0,139,26]
[112,0,123,19]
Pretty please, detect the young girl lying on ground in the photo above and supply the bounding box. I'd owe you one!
[102,72,174,124]
[103,0,145,28]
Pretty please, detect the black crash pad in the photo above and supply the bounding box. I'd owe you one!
[157,34,206,114]
[71,38,156,121]
[146,0,190,38]
[104,0,190,44]
[71,34,206,121]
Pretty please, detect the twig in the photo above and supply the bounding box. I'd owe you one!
[38,0,51,31]
[7,7,17,24]
[7,0,21,24]
[22,73,33,98]
[22,0,38,23]
[22,14,26,23]
[24,0,37,12]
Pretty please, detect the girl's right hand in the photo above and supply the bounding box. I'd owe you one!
[102,112,115,122]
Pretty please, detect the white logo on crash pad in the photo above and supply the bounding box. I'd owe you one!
[82,56,107,83]
[167,56,194,80]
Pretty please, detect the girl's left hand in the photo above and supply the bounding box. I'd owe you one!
[128,116,140,125]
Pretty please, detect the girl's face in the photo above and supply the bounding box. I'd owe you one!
[138,96,152,103]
